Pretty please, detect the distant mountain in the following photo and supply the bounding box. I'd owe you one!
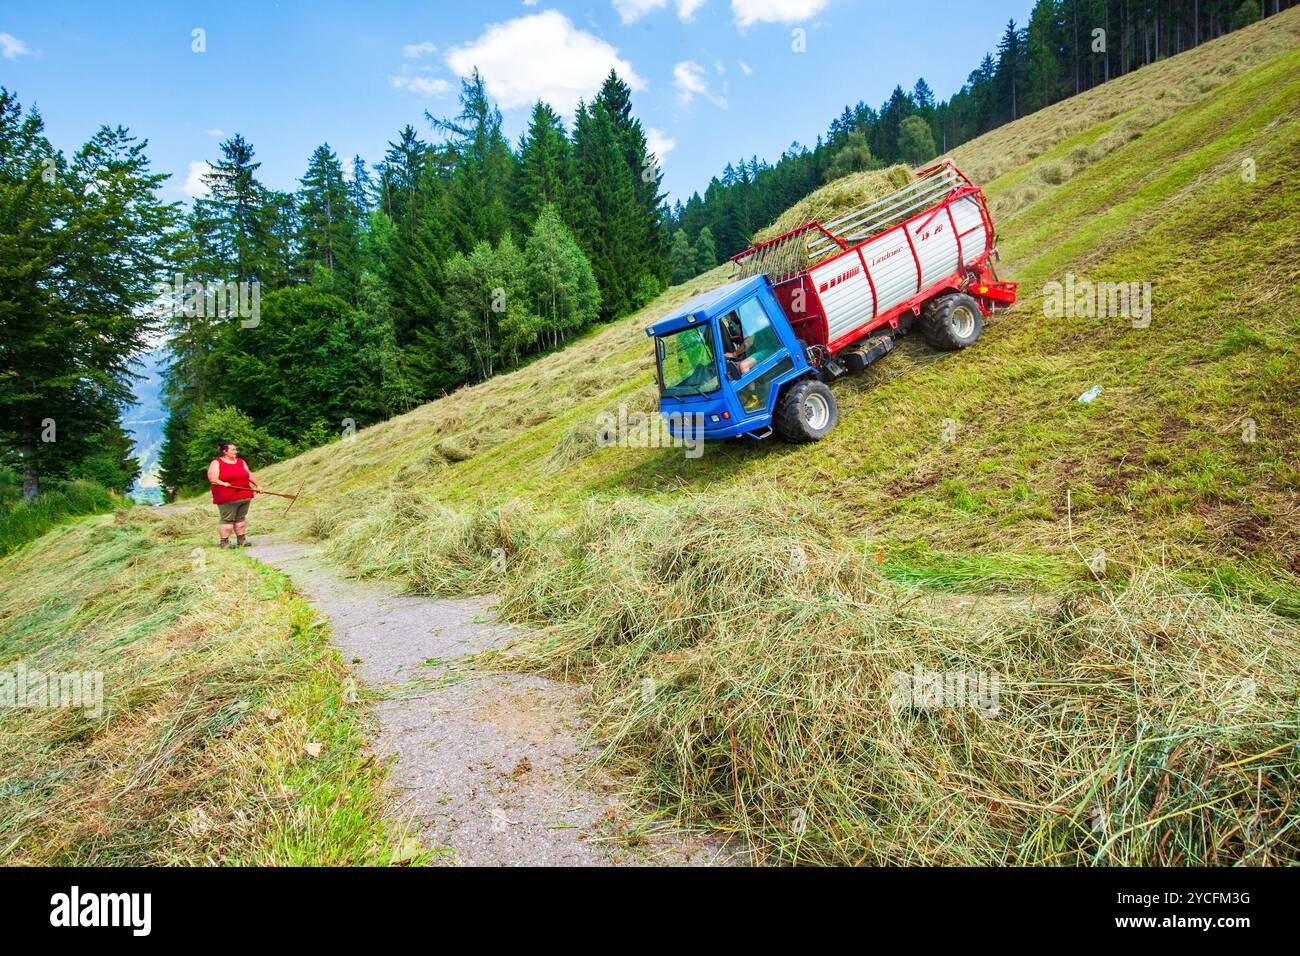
[124,347,168,504]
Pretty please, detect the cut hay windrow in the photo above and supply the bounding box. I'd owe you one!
[319,487,1300,865]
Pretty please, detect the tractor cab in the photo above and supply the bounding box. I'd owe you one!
[645,275,811,440]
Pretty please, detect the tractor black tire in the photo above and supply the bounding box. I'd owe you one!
[774,378,838,443]
[920,292,984,351]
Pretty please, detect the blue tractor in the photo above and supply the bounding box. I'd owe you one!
[645,274,834,443]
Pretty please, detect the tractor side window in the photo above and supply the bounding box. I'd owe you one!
[734,297,782,369]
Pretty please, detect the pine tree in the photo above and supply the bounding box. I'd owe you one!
[376,125,426,224]
[996,20,1026,122]
[514,101,571,230]
[570,98,643,319]
[355,271,417,414]
[387,160,455,396]
[594,71,669,284]
[872,86,917,163]
[669,229,696,285]
[297,143,359,298]
[1025,1,1065,114]
[349,155,374,217]
[912,78,936,110]
[197,135,276,284]
[371,126,457,397]
[0,90,177,497]
[695,226,717,273]
[431,71,516,251]
[258,190,298,289]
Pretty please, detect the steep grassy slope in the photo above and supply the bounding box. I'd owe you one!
[259,11,1300,605]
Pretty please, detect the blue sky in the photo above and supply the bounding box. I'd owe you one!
[0,0,1034,205]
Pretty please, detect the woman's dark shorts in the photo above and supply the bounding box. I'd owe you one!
[218,499,251,524]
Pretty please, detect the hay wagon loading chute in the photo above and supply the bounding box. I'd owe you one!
[646,161,1017,442]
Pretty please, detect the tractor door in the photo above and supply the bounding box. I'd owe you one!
[722,295,796,418]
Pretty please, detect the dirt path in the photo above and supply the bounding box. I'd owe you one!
[246,537,731,866]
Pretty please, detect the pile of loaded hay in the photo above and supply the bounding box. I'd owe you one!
[734,163,960,281]
[750,164,915,245]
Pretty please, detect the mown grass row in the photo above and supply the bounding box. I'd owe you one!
[0,508,425,865]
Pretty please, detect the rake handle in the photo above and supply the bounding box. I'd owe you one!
[217,484,298,500]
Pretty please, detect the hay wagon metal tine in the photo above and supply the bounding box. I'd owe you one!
[808,174,958,256]
[818,169,955,236]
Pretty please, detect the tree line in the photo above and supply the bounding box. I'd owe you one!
[667,0,1288,263]
[159,70,663,492]
[0,89,173,498]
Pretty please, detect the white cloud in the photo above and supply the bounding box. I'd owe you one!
[673,60,727,109]
[737,59,753,75]
[614,0,666,21]
[614,0,707,22]
[0,32,31,60]
[389,66,451,98]
[731,0,829,27]
[446,11,644,114]
[182,161,213,199]
[403,41,437,58]
[206,128,224,138]
[646,128,676,163]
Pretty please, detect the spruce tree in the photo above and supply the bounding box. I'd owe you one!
[298,143,359,298]
[593,71,669,285]
[197,135,277,284]
[349,155,374,217]
[695,226,717,273]
[570,99,642,319]
[431,71,516,251]
[669,229,696,285]
[515,101,571,230]
[0,90,177,496]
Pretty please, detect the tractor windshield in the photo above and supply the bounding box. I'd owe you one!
[656,324,720,399]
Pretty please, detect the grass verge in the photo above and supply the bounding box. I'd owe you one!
[0,507,428,865]
[0,479,122,559]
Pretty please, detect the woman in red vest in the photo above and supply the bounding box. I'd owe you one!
[207,441,261,548]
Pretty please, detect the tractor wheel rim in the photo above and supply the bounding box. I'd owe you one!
[804,393,830,430]
[953,305,976,339]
